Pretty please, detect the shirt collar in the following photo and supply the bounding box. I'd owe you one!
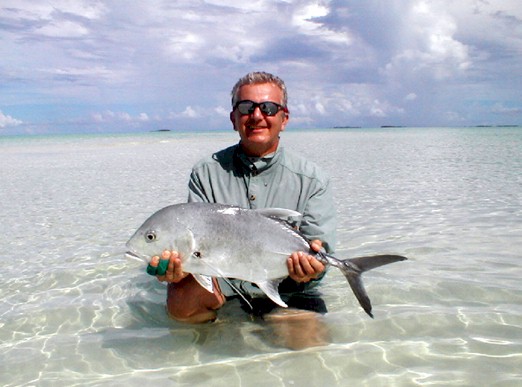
[235,144,282,174]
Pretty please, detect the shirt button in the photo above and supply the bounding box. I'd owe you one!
[249,194,256,201]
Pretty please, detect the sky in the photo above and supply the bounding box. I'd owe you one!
[1,0,521,135]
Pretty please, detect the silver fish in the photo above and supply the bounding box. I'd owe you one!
[125,202,407,317]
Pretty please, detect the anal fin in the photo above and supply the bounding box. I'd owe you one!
[256,280,287,308]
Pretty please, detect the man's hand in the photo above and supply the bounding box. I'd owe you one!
[287,239,326,283]
[149,250,189,283]
[148,250,225,323]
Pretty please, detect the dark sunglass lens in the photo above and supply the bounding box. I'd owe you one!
[260,102,278,116]
[236,100,282,116]
[237,101,254,114]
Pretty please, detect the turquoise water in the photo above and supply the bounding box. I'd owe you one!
[0,128,521,386]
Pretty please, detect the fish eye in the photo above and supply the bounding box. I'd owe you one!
[145,231,157,242]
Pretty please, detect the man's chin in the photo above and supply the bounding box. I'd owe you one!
[240,137,278,156]
[243,132,270,144]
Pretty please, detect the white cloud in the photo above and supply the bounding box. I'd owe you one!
[291,84,404,124]
[292,3,329,32]
[383,1,472,80]
[166,33,206,61]
[138,113,150,121]
[405,93,417,101]
[92,111,150,123]
[0,0,107,22]
[168,106,199,119]
[292,2,352,44]
[0,111,23,128]
[491,103,521,115]
[43,66,121,80]
[314,101,326,115]
[0,0,520,132]
[214,106,230,117]
[181,106,198,118]
[35,20,89,38]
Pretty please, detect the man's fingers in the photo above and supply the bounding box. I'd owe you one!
[288,252,314,282]
[297,252,316,275]
[287,253,303,279]
[147,256,160,275]
[147,251,187,282]
[287,250,326,283]
[150,256,160,266]
[310,239,323,252]
[169,251,184,277]
[308,256,325,273]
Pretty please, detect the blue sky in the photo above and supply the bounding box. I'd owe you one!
[1,0,521,135]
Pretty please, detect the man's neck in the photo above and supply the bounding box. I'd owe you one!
[239,141,280,157]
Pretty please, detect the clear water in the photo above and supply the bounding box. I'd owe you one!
[1,128,521,386]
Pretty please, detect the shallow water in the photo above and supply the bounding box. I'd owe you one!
[1,128,521,386]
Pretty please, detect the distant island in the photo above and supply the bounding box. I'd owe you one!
[330,124,520,129]
[332,125,406,129]
[333,126,361,129]
[151,129,172,132]
[474,125,520,128]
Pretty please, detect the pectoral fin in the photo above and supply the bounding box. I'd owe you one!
[256,280,287,308]
[193,274,214,293]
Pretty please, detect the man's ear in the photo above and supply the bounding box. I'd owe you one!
[230,111,238,131]
[280,112,289,131]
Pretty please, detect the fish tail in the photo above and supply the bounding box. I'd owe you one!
[325,254,407,318]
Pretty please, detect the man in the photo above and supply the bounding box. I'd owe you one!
[148,72,336,324]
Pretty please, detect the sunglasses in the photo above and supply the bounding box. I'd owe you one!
[234,100,288,116]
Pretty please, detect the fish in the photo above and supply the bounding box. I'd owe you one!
[125,202,407,317]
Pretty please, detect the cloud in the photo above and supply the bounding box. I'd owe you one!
[0,111,23,128]
[92,110,150,123]
[35,20,89,38]
[405,93,417,101]
[292,2,352,45]
[214,106,230,118]
[491,103,522,116]
[0,0,521,133]
[41,66,127,84]
[181,106,197,118]
[289,83,405,128]
[0,1,107,37]
[382,1,472,80]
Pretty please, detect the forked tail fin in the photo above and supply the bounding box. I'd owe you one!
[337,254,407,318]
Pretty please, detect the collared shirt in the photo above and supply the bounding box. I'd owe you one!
[187,143,337,296]
[188,143,337,252]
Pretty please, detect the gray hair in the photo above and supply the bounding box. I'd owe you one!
[231,71,288,107]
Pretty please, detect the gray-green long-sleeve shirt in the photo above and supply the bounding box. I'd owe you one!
[188,143,336,253]
[187,143,337,297]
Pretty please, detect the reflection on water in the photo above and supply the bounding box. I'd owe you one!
[264,308,330,350]
[1,128,521,386]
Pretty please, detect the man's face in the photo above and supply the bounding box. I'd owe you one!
[230,82,289,157]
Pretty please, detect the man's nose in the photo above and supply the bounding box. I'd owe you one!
[251,105,263,119]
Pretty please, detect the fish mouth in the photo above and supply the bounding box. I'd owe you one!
[125,250,148,263]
